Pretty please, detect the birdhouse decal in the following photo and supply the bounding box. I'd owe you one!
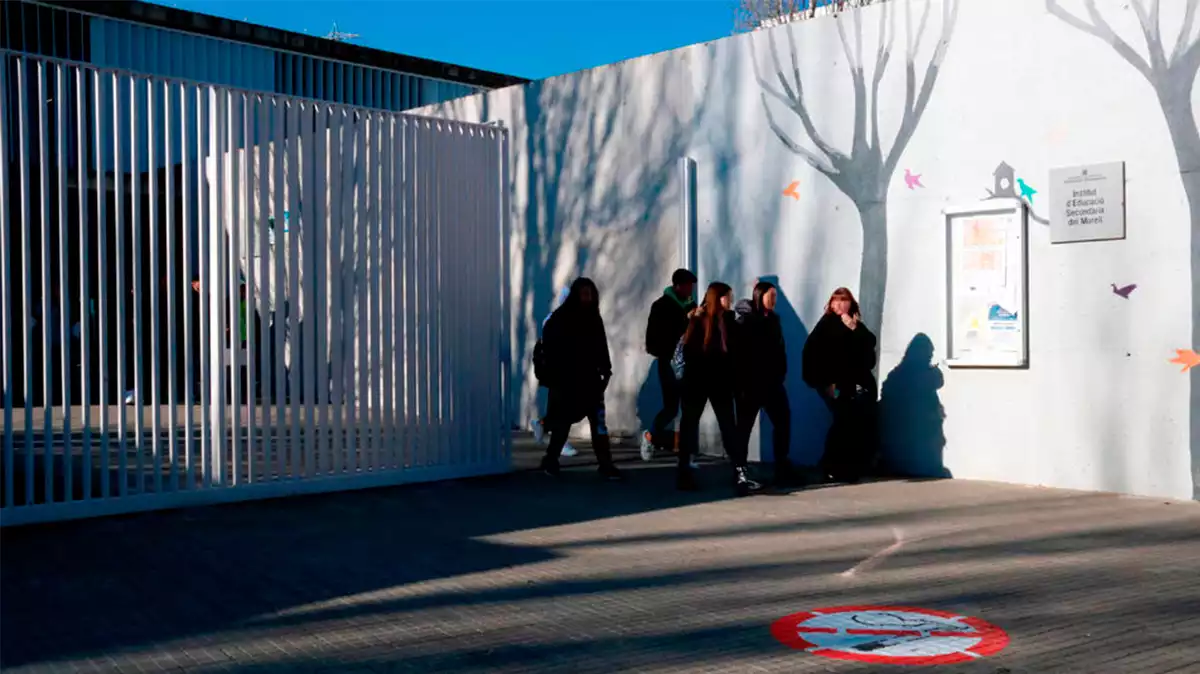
[988,162,1017,199]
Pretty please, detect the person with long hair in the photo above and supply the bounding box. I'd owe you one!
[802,287,879,483]
[733,280,796,486]
[677,282,760,495]
[538,277,623,481]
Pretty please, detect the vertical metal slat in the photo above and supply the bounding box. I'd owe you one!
[18,58,35,505]
[257,94,271,481]
[114,72,128,497]
[272,96,285,481]
[312,104,328,475]
[148,75,161,494]
[76,67,91,498]
[181,82,193,490]
[286,100,300,480]
[328,109,344,474]
[243,93,255,485]
[0,55,13,507]
[301,102,316,478]
[227,91,242,486]
[165,80,178,493]
[96,71,109,500]
[131,74,145,495]
[38,62,53,503]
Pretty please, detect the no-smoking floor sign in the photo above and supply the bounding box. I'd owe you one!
[770,605,1010,665]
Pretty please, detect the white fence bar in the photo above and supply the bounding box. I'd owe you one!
[96,71,109,500]
[181,82,193,491]
[19,60,33,505]
[256,95,271,482]
[38,62,52,500]
[148,76,162,495]
[0,52,510,525]
[131,75,145,495]
[271,96,285,481]
[78,68,92,499]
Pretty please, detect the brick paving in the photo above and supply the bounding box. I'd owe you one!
[2,456,1199,674]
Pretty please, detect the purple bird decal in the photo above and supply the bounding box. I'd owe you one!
[904,168,924,190]
[1111,283,1136,299]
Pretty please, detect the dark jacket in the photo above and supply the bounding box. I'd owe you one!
[541,300,612,401]
[733,299,786,389]
[802,313,877,394]
[681,312,738,391]
[646,287,695,360]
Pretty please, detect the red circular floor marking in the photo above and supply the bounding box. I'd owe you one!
[770,605,1009,665]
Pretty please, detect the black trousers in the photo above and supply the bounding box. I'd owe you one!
[544,387,614,467]
[737,383,792,465]
[679,384,745,468]
[819,390,879,480]
[650,358,681,451]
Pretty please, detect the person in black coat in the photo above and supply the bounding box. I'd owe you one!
[677,282,760,496]
[539,277,623,481]
[642,268,697,459]
[733,280,796,486]
[802,287,879,483]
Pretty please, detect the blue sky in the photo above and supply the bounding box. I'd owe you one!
[164,1,742,80]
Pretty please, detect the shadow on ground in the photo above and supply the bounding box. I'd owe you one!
[0,455,760,669]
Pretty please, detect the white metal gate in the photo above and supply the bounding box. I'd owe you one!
[0,52,512,526]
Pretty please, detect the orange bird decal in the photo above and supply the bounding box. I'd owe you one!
[1169,349,1200,372]
[783,181,800,201]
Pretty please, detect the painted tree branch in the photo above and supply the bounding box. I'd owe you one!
[1046,0,1153,78]
[883,0,958,180]
[838,12,870,157]
[1172,0,1198,63]
[870,1,895,153]
[755,0,957,190]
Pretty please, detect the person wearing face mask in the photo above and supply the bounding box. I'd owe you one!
[733,280,797,487]
[802,287,879,483]
[538,277,623,481]
[676,282,760,496]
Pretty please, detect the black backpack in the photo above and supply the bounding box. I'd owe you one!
[532,338,549,387]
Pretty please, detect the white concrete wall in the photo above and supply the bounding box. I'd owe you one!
[419,0,1199,501]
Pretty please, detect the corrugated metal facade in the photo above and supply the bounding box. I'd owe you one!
[90,17,276,91]
[2,0,489,110]
[2,0,494,170]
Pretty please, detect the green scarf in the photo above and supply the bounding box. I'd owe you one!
[664,286,695,310]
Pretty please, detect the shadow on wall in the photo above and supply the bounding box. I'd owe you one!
[509,55,714,431]
[879,333,951,478]
[637,362,662,441]
[758,277,828,466]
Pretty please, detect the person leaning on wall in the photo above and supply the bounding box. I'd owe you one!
[801,287,880,483]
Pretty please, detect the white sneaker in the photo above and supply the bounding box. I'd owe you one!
[560,442,578,457]
[640,431,655,462]
[531,419,547,445]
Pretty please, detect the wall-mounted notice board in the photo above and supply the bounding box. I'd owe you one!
[944,199,1029,368]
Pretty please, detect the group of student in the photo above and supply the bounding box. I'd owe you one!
[531,268,880,497]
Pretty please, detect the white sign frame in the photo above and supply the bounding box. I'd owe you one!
[944,199,1029,369]
[1049,160,1126,243]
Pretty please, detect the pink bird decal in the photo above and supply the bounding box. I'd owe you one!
[1111,283,1136,299]
[904,168,923,190]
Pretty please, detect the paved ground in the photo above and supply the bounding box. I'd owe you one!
[2,455,1199,674]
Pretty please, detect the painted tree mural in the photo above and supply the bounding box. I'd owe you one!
[753,0,959,346]
[1046,0,1200,498]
